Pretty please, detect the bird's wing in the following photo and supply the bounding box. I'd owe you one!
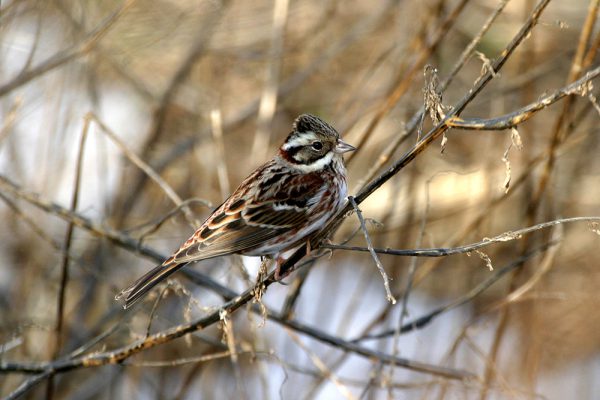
[169,172,327,264]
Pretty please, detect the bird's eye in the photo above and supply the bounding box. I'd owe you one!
[311,141,323,150]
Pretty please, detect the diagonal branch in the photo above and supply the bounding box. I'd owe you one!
[0,267,475,381]
[446,66,600,130]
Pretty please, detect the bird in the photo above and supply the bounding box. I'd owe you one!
[117,114,355,309]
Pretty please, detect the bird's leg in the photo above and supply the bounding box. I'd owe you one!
[274,240,312,281]
[274,255,288,281]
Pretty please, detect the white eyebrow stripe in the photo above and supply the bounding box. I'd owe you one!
[282,131,317,150]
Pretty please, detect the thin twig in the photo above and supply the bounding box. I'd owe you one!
[0,96,22,145]
[322,216,600,257]
[88,114,199,227]
[209,109,230,198]
[219,309,246,400]
[348,196,396,304]
[47,113,91,400]
[129,198,212,244]
[122,351,243,367]
[502,226,563,305]
[145,284,172,338]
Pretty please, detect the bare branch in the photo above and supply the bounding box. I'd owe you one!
[322,216,600,257]
[446,66,600,130]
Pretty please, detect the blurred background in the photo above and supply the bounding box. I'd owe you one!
[1,0,600,398]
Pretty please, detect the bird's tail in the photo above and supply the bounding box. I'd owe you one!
[116,261,188,309]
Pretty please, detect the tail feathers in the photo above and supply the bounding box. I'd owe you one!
[116,261,188,309]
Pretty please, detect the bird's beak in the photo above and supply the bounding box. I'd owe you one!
[334,139,356,154]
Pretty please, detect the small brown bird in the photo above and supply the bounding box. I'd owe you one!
[117,114,355,308]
